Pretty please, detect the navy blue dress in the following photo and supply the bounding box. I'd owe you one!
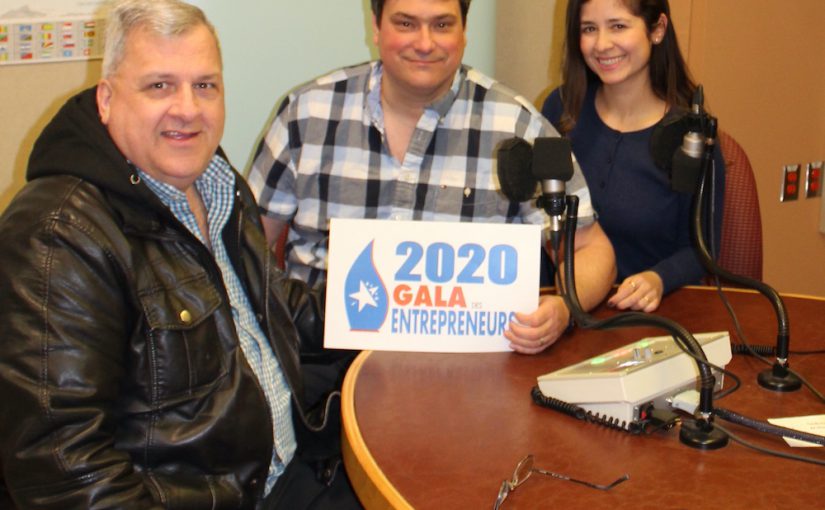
[542,85,725,294]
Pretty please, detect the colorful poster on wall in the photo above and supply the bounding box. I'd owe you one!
[324,219,542,353]
[0,1,106,65]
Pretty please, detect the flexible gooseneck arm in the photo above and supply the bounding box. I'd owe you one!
[558,197,725,447]
[689,115,800,392]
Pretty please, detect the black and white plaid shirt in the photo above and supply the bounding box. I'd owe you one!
[249,61,594,286]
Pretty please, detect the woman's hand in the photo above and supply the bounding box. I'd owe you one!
[607,271,664,312]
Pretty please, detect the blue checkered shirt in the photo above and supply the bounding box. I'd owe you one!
[139,156,295,496]
[249,61,595,286]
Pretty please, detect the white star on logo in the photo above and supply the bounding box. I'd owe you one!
[349,280,378,312]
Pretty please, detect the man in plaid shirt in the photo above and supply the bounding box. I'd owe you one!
[249,0,616,354]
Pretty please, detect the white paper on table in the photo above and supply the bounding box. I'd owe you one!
[767,414,825,447]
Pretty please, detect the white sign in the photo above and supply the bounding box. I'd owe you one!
[324,219,541,352]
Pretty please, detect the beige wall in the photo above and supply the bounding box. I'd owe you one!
[0,61,101,211]
[496,0,825,297]
[686,0,825,297]
[495,0,565,107]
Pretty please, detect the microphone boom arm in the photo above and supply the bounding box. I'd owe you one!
[691,115,801,392]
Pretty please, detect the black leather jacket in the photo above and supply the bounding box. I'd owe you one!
[0,88,334,509]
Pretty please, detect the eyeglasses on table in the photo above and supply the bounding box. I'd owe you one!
[493,454,629,509]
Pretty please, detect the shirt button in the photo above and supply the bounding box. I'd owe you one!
[179,310,192,324]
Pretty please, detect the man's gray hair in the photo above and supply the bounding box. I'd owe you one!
[102,0,220,77]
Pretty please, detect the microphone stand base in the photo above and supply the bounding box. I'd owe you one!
[679,419,729,450]
[758,365,802,392]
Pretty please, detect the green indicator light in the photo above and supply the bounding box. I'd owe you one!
[590,356,608,365]
[637,340,650,348]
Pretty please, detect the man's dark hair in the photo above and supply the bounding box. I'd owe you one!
[370,0,471,26]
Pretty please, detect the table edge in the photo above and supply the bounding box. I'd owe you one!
[342,350,413,510]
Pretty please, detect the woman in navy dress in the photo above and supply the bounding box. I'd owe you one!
[542,0,724,312]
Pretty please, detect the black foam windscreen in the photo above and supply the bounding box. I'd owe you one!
[650,112,690,172]
[671,147,704,193]
[531,137,574,181]
[497,137,537,202]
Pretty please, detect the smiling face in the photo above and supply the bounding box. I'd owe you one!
[373,0,467,104]
[97,23,224,191]
[578,0,665,91]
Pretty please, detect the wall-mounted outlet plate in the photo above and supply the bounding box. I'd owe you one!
[781,164,800,202]
[819,162,825,234]
[807,162,823,198]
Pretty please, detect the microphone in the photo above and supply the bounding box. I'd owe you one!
[496,137,538,203]
[497,137,575,249]
[532,137,575,249]
[649,111,690,174]
[670,86,706,193]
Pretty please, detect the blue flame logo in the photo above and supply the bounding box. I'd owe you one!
[345,240,389,331]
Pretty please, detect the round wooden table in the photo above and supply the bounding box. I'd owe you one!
[342,287,825,509]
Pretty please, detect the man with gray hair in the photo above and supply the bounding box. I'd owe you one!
[0,1,360,508]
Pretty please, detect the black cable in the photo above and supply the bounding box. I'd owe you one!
[713,368,741,400]
[729,344,825,356]
[730,344,776,356]
[710,273,781,369]
[786,369,825,403]
[713,423,825,468]
[530,387,644,434]
[715,407,825,445]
